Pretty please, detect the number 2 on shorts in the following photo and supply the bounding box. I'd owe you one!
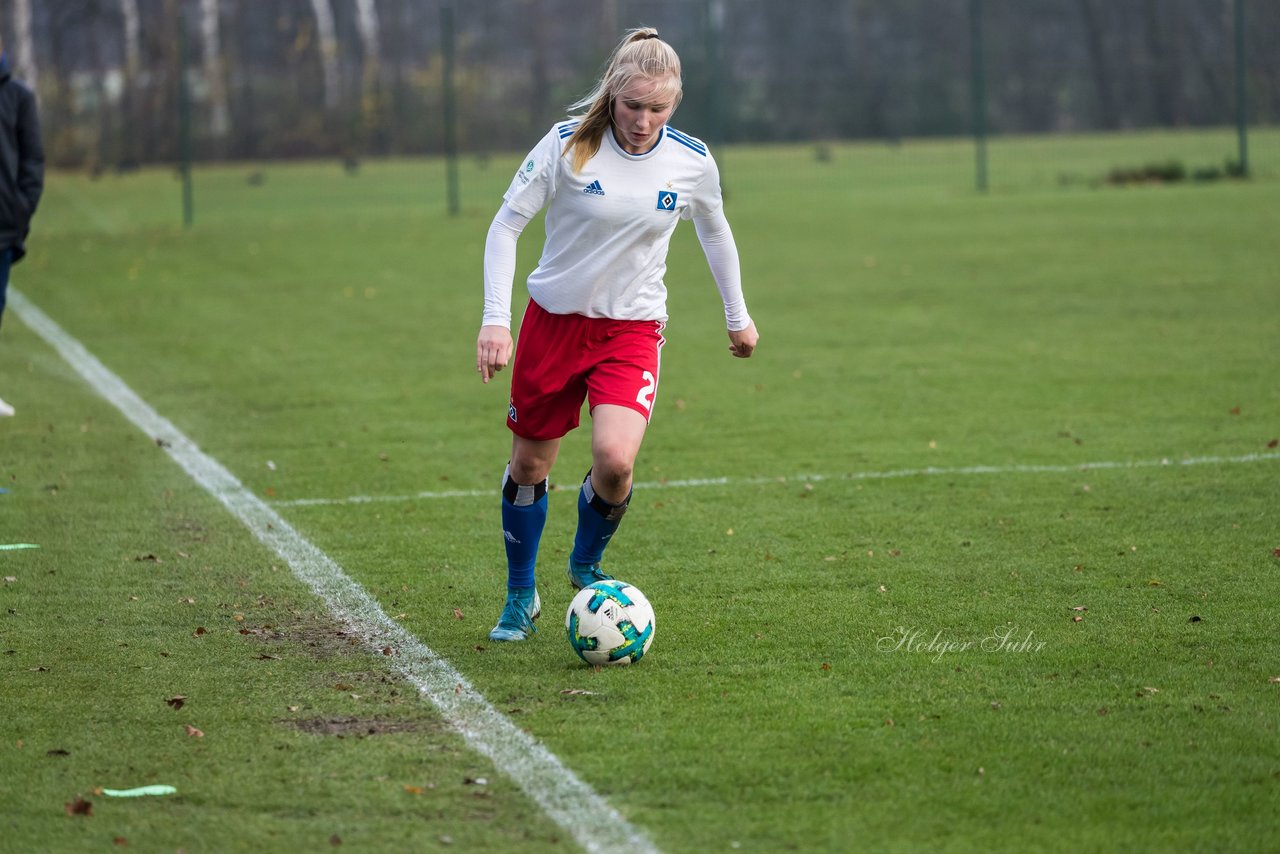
[635,370,657,411]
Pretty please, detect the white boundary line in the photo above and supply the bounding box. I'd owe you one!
[273,453,1280,508]
[10,288,659,854]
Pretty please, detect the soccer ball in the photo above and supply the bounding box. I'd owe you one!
[565,580,655,666]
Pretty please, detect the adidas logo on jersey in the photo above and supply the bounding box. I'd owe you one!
[583,180,605,196]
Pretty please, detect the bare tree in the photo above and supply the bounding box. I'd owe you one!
[14,0,36,95]
[200,0,230,144]
[308,0,340,113]
[354,0,384,151]
[1077,0,1119,129]
[121,0,140,74]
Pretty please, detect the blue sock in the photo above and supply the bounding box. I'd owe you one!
[571,470,630,566]
[501,466,548,590]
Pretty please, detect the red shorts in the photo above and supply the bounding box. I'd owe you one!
[507,299,666,441]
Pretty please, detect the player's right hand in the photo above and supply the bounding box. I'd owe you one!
[476,325,514,384]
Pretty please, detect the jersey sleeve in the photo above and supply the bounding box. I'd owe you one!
[683,150,724,221]
[502,125,563,218]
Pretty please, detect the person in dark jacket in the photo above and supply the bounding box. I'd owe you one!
[0,41,44,417]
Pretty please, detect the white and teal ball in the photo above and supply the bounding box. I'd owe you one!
[565,580,655,666]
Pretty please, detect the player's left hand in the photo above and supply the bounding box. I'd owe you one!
[727,322,759,359]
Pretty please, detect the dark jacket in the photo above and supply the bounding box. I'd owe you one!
[0,51,43,262]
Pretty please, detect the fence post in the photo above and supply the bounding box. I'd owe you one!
[1234,0,1249,177]
[441,1,461,216]
[969,0,988,194]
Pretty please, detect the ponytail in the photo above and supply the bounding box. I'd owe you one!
[563,28,683,173]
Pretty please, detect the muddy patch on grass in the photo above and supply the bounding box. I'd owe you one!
[238,612,367,660]
[282,716,442,737]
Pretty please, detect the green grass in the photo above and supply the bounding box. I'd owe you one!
[2,128,1279,852]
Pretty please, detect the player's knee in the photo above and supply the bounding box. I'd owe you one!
[508,456,550,485]
[590,453,633,496]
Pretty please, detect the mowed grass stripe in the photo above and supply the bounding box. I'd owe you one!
[270,452,1280,507]
[9,287,660,854]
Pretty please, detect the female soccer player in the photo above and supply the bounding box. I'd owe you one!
[476,28,759,642]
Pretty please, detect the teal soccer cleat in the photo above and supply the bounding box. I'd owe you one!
[566,557,614,591]
[488,587,541,642]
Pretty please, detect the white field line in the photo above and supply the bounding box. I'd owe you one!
[273,453,1280,508]
[10,288,659,854]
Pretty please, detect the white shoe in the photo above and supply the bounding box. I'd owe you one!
[0,397,13,417]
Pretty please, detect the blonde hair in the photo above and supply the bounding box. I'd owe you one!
[563,28,683,173]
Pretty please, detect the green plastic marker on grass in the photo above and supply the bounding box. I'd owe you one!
[101,785,177,798]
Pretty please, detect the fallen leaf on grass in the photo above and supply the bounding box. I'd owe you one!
[2,576,15,584]
[1268,676,1280,684]
[184,725,203,738]
[1072,616,1084,623]
[452,608,465,620]
[1268,439,1279,449]
[559,689,595,696]
[334,683,354,692]
[381,647,394,656]
[64,797,92,816]
[134,554,161,563]
[166,695,186,711]
[255,654,280,661]
[330,834,342,846]
[1070,606,1088,612]
[113,837,127,846]
[192,627,207,637]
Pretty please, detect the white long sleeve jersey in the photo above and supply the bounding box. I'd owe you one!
[482,121,752,331]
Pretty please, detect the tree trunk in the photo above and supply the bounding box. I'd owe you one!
[308,0,341,113]
[355,0,384,153]
[15,0,37,95]
[1077,0,1119,129]
[200,0,230,148]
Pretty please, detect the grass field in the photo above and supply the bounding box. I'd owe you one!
[2,128,1279,852]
